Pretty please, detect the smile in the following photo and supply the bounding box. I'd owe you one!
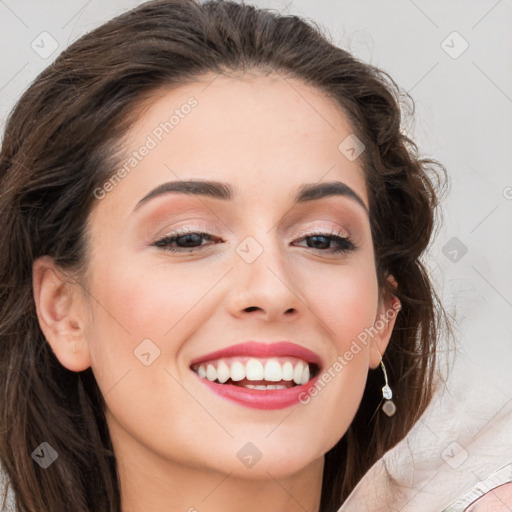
[189,341,322,410]
[191,356,315,388]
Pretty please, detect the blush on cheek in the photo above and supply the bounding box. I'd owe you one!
[315,280,378,349]
[95,260,219,349]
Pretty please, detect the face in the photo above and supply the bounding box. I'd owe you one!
[37,72,397,485]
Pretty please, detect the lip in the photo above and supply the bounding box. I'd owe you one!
[189,341,322,410]
[196,375,319,410]
[189,341,323,367]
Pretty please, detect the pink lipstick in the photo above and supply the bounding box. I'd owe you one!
[189,341,322,410]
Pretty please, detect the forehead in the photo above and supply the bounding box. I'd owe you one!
[97,71,369,217]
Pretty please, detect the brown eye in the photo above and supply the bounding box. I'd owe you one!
[153,231,219,252]
[294,231,357,254]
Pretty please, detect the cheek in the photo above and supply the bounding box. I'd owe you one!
[290,256,378,438]
[89,256,212,335]
[84,256,219,373]
[293,256,379,349]
[82,258,207,429]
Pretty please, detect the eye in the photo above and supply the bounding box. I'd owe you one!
[293,229,357,254]
[152,228,357,254]
[153,229,220,253]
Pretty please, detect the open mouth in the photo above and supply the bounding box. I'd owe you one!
[191,356,319,389]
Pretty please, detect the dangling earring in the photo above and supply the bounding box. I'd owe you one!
[379,357,396,417]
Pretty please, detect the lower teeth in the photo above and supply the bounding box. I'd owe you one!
[244,384,288,390]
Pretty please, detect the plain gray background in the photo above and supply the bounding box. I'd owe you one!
[0,1,511,397]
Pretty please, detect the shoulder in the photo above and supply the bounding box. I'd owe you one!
[464,481,512,511]
[443,462,512,512]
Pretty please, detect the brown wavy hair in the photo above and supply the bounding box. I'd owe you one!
[0,1,449,510]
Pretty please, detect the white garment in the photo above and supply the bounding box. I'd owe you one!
[338,355,512,511]
[0,469,14,512]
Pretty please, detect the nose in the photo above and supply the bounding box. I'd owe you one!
[226,238,302,322]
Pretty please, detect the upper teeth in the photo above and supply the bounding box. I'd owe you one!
[194,357,312,386]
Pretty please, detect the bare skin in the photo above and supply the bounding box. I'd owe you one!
[33,71,398,512]
[465,482,512,511]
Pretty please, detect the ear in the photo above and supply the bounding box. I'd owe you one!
[32,256,91,372]
[368,275,401,370]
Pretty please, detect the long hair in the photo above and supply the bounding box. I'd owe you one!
[0,1,448,510]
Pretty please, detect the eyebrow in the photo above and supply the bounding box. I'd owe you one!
[132,179,369,214]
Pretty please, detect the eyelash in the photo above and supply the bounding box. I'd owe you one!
[153,228,357,254]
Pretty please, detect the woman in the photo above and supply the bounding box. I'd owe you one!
[0,0,450,510]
